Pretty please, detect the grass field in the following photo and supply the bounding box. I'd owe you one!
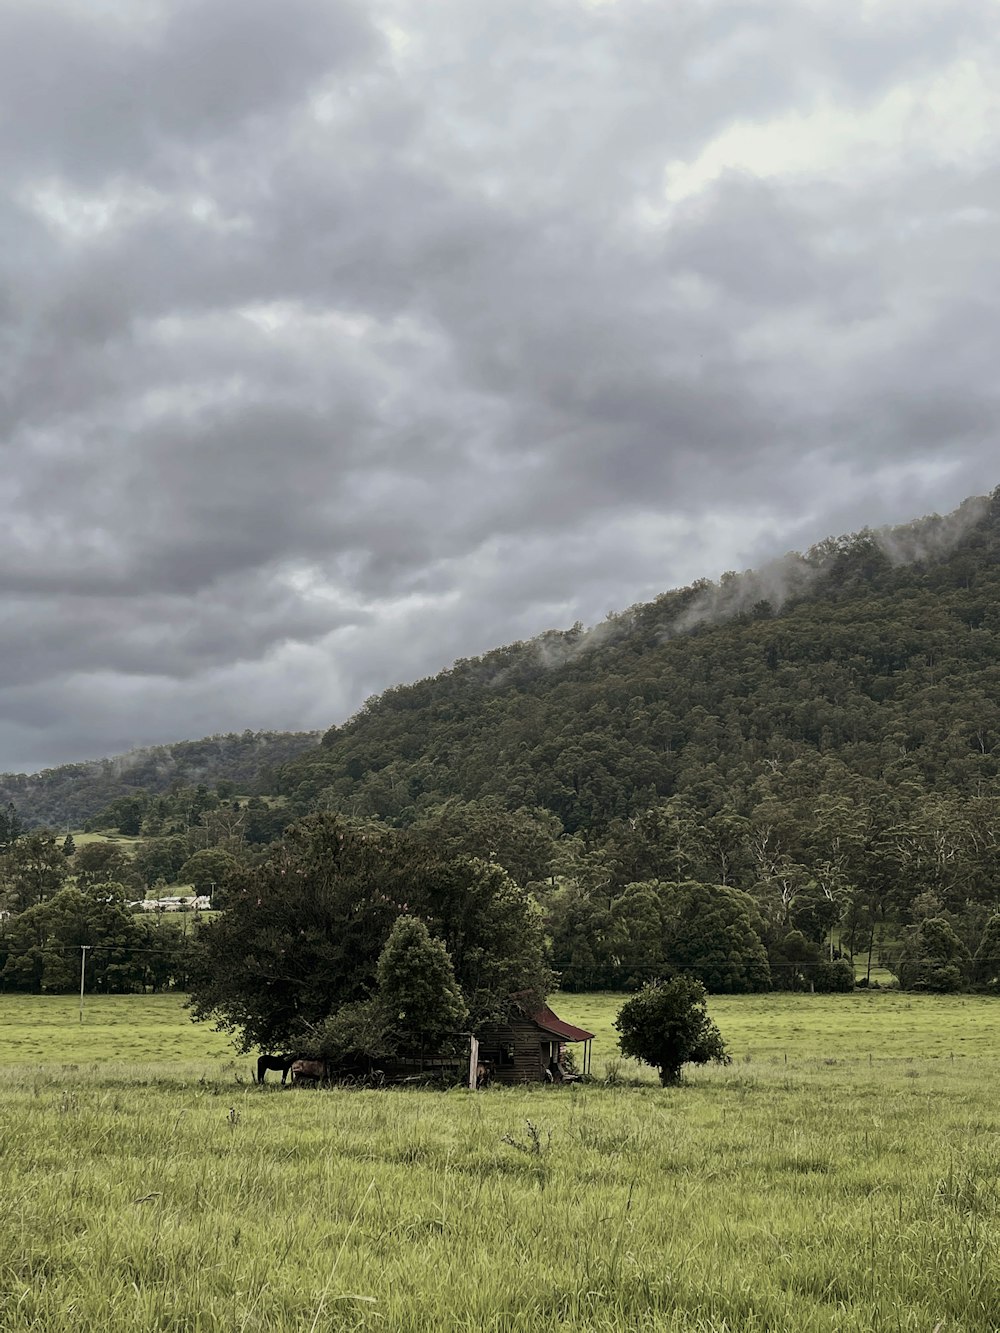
[71,832,144,849]
[1,992,998,1331]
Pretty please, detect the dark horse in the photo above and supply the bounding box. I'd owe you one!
[256,1053,296,1085]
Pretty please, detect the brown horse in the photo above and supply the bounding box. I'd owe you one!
[475,1060,495,1089]
[256,1053,296,1085]
[290,1058,329,1085]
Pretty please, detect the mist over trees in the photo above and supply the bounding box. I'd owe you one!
[281,492,1000,836]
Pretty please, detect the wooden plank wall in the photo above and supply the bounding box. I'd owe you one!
[479,1020,547,1084]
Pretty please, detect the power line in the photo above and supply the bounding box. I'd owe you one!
[1,942,194,954]
[547,957,999,970]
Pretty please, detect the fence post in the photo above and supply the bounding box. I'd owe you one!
[79,945,90,1023]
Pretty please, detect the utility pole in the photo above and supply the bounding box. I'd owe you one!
[79,945,90,1023]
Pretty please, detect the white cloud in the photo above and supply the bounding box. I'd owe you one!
[663,56,999,206]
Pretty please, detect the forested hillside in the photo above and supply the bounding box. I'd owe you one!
[6,490,1000,997]
[278,490,1000,828]
[0,731,319,830]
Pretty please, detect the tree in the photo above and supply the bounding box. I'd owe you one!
[187,814,550,1052]
[812,958,855,992]
[0,802,23,849]
[765,928,850,991]
[73,842,141,894]
[91,794,147,836]
[897,916,970,992]
[661,881,771,993]
[0,833,68,914]
[603,800,705,890]
[315,998,390,1061]
[243,798,289,846]
[973,914,1000,989]
[789,886,844,946]
[318,916,469,1063]
[546,881,622,991]
[134,835,192,889]
[375,915,468,1052]
[408,798,561,887]
[613,881,668,987]
[614,977,730,1085]
[178,847,240,901]
[768,927,821,991]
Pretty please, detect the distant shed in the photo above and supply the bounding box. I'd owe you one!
[476,1001,594,1084]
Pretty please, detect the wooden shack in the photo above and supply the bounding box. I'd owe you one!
[476,1001,594,1084]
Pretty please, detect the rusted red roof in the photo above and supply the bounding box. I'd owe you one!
[526,1003,594,1043]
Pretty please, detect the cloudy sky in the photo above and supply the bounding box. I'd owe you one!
[2,0,998,772]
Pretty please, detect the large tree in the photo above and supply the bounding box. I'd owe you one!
[0,833,68,914]
[177,847,241,901]
[133,835,192,889]
[897,916,970,992]
[73,842,142,894]
[187,814,550,1052]
[320,916,469,1061]
[661,881,771,993]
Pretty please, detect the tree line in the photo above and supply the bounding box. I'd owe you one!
[3,789,1000,997]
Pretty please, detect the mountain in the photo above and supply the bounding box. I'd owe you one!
[6,489,1000,993]
[0,731,320,830]
[275,488,1000,834]
[8,487,1000,853]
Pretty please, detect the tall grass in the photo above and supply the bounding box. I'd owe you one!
[1,992,998,1330]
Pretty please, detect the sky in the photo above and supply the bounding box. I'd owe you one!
[2,0,999,773]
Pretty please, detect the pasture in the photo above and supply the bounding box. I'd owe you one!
[1,992,998,1331]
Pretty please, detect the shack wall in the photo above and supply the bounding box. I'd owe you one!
[478,1019,550,1084]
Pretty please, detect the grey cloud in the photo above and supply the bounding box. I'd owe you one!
[1,0,999,771]
[0,0,378,183]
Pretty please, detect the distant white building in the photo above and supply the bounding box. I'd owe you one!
[137,895,212,912]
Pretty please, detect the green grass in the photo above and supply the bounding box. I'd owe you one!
[0,993,233,1066]
[560,990,998,1069]
[1,991,998,1330]
[71,831,144,849]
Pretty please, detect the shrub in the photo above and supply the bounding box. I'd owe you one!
[614,976,730,1085]
[813,960,855,992]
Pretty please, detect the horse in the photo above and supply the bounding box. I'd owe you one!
[290,1058,329,1086]
[256,1053,297,1085]
[475,1060,495,1089]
